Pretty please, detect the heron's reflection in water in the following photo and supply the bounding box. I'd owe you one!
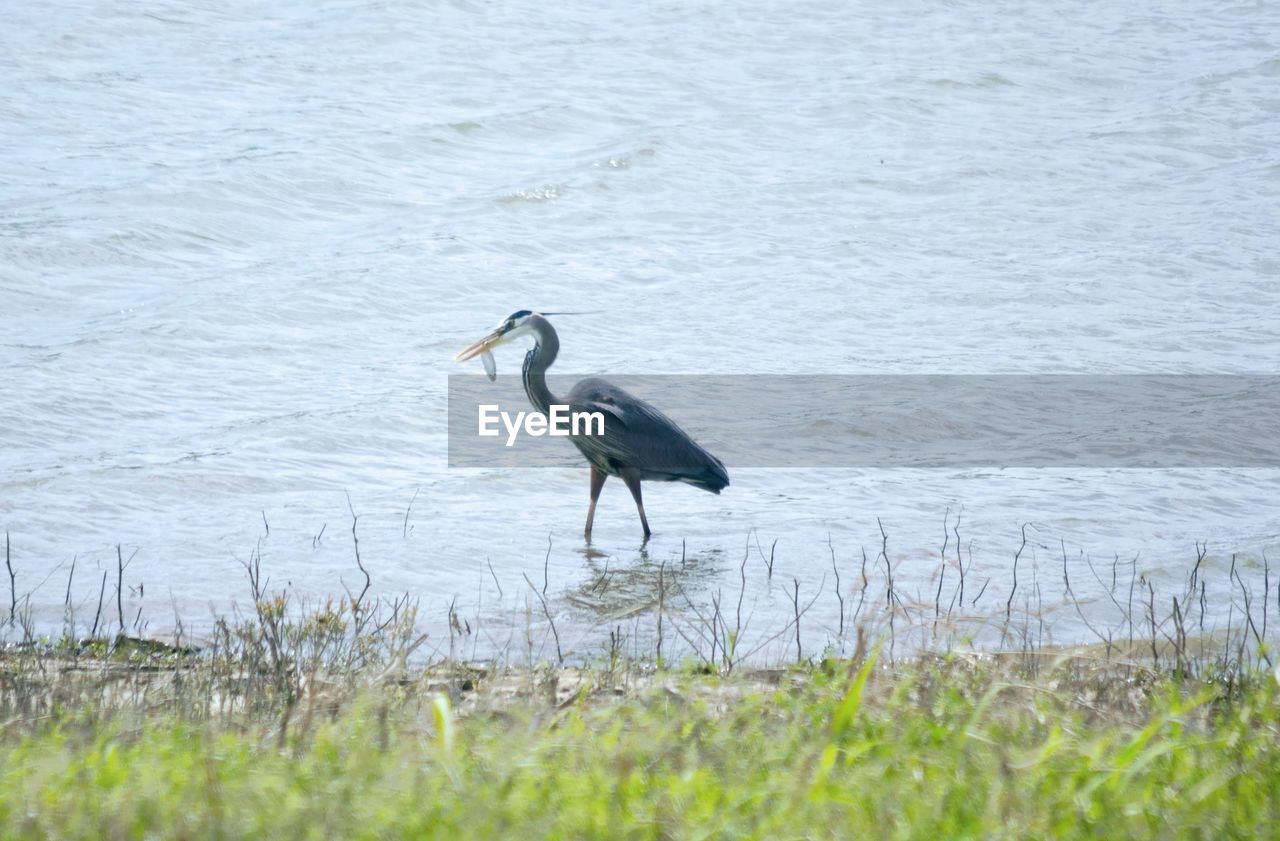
[565,544,726,623]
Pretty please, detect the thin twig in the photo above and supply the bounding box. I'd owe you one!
[403,487,420,538]
[735,579,824,664]
[791,578,803,662]
[486,557,503,598]
[345,492,372,634]
[1007,524,1029,623]
[934,562,945,631]
[543,535,552,596]
[522,572,563,665]
[5,531,15,626]
[116,544,128,635]
[90,569,108,640]
[656,561,666,664]
[829,536,845,638]
[63,555,76,640]
[853,547,869,621]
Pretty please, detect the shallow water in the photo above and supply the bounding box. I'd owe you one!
[2,0,1278,657]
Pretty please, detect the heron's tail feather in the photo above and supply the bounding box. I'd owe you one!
[678,459,729,494]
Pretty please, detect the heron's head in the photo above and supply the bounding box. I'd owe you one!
[454,310,540,362]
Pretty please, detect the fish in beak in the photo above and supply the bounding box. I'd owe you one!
[455,327,507,381]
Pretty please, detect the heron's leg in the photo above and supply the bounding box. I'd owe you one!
[619,469,652,540]
[585,466,607,538]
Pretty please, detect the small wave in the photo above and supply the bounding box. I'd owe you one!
[498,184,564,203]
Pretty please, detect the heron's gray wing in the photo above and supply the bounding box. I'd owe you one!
[566,378,729,492]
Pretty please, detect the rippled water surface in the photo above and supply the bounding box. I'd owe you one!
[3,0,1278,655]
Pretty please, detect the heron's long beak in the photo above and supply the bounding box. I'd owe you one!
[454,328,506,362]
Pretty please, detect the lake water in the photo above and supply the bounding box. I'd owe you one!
[3,0,1278,660]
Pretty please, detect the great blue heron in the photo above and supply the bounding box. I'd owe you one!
[455,310,729,540]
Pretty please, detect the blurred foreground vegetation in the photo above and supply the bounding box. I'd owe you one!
[2,638,1278,839]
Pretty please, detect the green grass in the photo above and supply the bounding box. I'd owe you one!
[2,654,1278,840]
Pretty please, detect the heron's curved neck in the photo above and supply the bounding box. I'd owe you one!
[521,316,560,415]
